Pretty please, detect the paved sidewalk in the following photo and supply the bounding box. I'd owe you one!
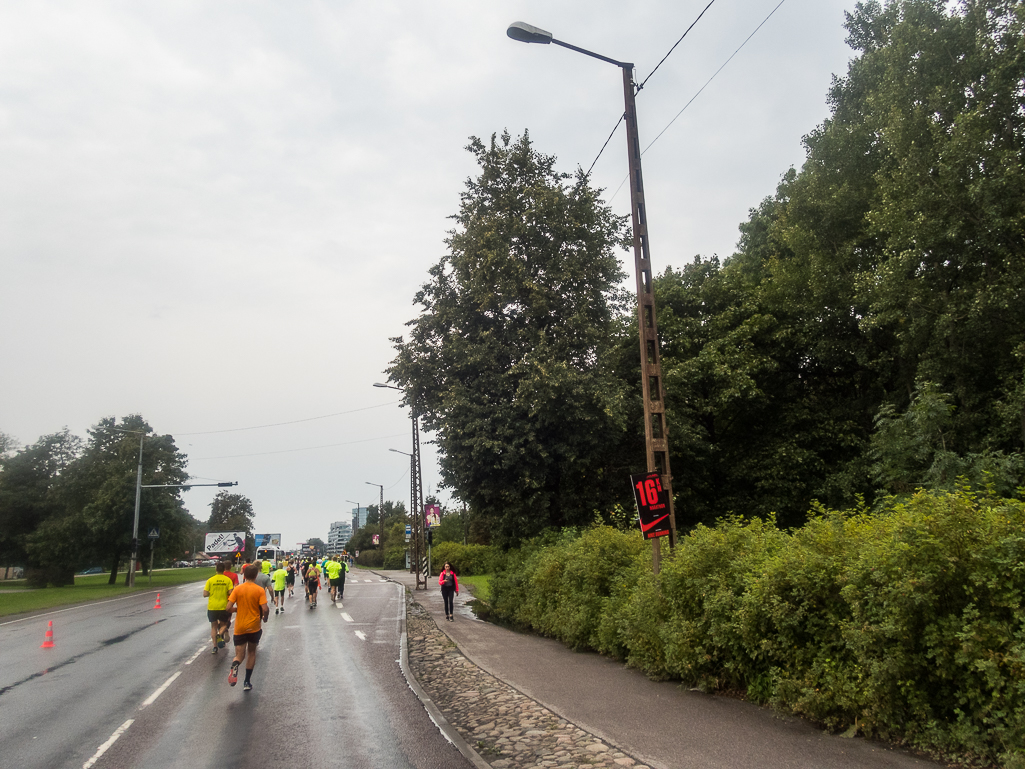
[378,569,944,769]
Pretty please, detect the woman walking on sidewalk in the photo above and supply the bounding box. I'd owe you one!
[439,562,459,621]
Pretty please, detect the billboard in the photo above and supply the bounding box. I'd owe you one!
[205,531,247,554]
[425,504,441,527]
[630,472,672,540]
[254,533,281,549]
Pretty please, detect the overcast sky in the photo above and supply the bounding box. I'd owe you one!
[0,0,858,550]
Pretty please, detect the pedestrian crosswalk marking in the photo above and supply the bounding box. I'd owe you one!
[341,613,353,622]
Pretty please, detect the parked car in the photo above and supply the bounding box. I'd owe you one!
[77,566,103,575]
[173,560,194,568]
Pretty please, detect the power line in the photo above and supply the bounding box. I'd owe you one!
[637,0,718,91]
[193,432,409,460]
[584,0,718,178]
[642,0,789,155]
[585,114,625,178]
[607,0,789,202]
[176,401,402,436]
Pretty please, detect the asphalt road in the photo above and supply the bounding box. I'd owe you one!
[0,575,472,769]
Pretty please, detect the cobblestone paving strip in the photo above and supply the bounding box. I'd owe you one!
[406,597,650,769]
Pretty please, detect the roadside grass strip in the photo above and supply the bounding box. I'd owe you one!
[0,569,216,618]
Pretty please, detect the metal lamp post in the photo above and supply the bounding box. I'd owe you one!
[365,481,384,560]
[116,423,236,587]
[345,499,361,551]
[389,448,418,577]
[507,21,677,573]
[375,382,427,589]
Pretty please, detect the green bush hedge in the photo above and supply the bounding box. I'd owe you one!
[430,542,503,576]
[487,488,1025,767]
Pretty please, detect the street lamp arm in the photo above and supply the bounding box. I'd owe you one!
[507,22,631,68]
[373,382,401,391]
[141,482,237,489]
[551,38,631,68]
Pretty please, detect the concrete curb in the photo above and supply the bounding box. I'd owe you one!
[377,572,492,769]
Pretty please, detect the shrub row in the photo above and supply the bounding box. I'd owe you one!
[487,488,1025,767]
[429,541,503,576]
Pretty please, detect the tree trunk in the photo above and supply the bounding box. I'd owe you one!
[108,552,120,585]
[50,566,75,587]
[25,565,48,589]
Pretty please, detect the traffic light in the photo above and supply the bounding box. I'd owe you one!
[427,529,433,545]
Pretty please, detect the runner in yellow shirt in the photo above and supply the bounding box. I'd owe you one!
[271,565,288,615]
[325,557,346,604]
[203,562,235,655]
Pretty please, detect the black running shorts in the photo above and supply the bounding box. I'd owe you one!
[233,630,263,646]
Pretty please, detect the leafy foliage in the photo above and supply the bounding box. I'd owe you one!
[387,131,637,545]
[657,0,1025,526]
[0,417,202,586]
[488,488,1025,766]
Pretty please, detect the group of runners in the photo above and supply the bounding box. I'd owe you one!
[202,554,351,692]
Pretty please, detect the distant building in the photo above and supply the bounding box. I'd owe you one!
[351,505,368,532]
[327,520,352,552]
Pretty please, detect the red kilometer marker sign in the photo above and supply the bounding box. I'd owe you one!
[631,471,671,540]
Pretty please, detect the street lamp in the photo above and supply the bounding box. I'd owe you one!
[374,382,427,589]
[365,481,384,557]
[138,480,237,584]
[345,499,361,547]
[389,448,417,575]
[115,422,239,586]
[507,21,678,573]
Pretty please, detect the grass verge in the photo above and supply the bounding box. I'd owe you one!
[0,568,216,618]
[460,574,491,602]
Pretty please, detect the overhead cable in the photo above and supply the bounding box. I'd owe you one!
[637,0,718,92]
[641,0,789,155]
[193,432,409,460]
[607,0,789,201]
[585,0,717,178]
[176,400,402,436]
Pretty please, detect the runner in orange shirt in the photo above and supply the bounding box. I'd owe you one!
[225,563,269,692]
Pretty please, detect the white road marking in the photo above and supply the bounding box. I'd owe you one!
[82,719,134,768]
[184,643,208,664]
[354,630,366,641]
[364,579,372,582]
[141,671,181,707]
[340,613,353,622]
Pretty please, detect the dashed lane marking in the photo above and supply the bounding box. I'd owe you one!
[141,671,181,708]
[354,631,366,641]
[340,613,353,622]
[184,643,208,664]
[82,719,134,768]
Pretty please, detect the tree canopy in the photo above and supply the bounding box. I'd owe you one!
[0,416,203,585]
[656,0,1025,527]
[387,131,638,545]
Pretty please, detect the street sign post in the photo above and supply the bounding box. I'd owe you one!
[147,528,160,585]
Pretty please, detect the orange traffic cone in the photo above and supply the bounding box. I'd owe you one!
[153,593,162,610]
[41,620,55,648]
